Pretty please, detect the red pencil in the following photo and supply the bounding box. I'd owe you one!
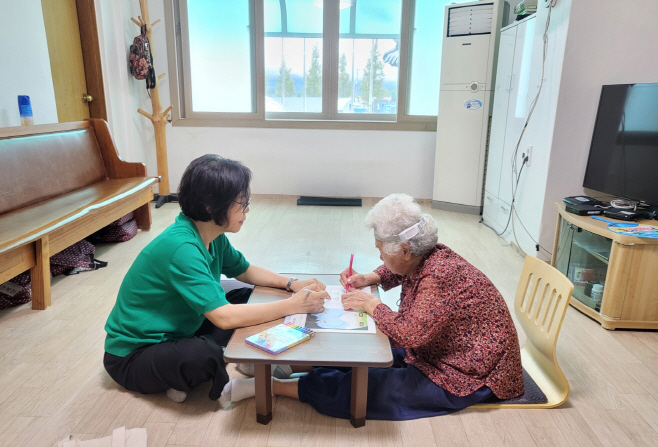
[346,252,354,291]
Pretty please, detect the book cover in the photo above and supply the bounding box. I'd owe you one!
[245,323,314,355]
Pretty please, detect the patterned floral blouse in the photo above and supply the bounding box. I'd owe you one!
[372,244,524,399]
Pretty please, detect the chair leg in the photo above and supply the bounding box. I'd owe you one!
[30,237,51,310]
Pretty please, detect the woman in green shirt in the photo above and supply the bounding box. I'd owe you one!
[103,155,327,402]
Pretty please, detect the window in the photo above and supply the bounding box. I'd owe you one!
[166,0,468,130]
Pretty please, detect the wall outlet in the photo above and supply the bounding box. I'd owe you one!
[523,146,532,166]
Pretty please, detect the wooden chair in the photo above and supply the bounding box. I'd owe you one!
[475,255,574,408]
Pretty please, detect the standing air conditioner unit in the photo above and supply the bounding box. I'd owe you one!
[432,0,504,214]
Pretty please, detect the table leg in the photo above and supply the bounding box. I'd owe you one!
[255,363,272,424]
[350,366,368,428]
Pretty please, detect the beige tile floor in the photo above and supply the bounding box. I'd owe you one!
[1,196,657,446]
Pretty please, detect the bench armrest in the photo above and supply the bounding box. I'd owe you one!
[88,119,156,180]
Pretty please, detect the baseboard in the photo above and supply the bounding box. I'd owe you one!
[431,200,482,215]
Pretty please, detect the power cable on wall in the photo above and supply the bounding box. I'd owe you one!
[482,156,528,237]
[482,0,557,256]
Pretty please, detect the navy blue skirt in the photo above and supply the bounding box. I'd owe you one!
[297,348,493,421]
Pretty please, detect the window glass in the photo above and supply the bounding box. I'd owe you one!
[176,0,450,126]
[354,0,402,35]
[263,0,282,33]
[407,0,470,116]
[338,0,401,114]
[339,3,352,34]
[265,1,323,113]
[188,0,253,113]
[286,0,323,34]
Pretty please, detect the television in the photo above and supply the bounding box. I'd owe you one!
[583,83,658,206]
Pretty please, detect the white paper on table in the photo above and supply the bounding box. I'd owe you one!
[284,285,376,334]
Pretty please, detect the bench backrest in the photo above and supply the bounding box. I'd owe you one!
[0,125,107,215]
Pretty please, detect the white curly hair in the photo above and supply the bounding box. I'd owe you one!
[364,194,438,256]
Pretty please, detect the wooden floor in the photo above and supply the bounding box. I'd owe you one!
[1,196,658,447]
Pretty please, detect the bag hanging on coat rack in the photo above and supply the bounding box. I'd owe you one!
[129,25,156,90]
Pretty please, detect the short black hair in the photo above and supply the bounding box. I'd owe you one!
[178,154,252,226]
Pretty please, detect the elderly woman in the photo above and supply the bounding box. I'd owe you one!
[221,193,524,420]
[103,155,328,404]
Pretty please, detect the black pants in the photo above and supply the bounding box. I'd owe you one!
[103,287,252,401]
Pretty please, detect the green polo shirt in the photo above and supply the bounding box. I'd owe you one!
[104,212,250,357]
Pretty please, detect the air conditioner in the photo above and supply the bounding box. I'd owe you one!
[432,0,504,215]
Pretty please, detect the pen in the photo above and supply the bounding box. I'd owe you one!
[346,252,354,291]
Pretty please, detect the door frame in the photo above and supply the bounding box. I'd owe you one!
[76,0,107,121]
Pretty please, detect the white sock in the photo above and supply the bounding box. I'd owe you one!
[219,378,256,409]
[235,363,292,379]
[166,388,187,403]
[219,377,297,409]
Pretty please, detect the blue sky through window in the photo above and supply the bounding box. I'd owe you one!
[188,0,252,112]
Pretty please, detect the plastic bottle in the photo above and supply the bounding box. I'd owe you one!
[18,95,34,126]
[591,284,604,303]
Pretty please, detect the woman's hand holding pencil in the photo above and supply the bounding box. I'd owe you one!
[339,269,381,290]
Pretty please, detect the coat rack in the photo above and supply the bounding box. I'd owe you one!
[132,0,175,208]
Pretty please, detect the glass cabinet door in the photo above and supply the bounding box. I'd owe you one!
[554,219,612,312]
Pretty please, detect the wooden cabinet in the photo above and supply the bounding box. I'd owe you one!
[551,203,658,330]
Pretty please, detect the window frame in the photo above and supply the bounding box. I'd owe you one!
[163,0,437,131]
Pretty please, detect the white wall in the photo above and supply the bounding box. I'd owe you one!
[98,0,437,198]
[95,0,158,170]
[167,127,436,197]
[0,1,58,127]
[538,0,658,255]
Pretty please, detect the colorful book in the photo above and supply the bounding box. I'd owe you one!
[245,323,315,355]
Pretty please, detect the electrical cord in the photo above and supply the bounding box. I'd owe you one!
[482,157,528,237]
[512,203,553,256]
[504,2,555,255]
[482,2,557,256]
[480,154,553,256]
[510,1,554,176]
[610,198,638,210]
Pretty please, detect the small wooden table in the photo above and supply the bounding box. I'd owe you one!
[223,275,393,428]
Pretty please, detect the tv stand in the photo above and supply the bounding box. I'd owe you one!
[552,202,658,330]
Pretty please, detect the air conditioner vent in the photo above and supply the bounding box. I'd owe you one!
[447,3,494,37]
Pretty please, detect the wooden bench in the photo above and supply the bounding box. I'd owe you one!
[0,119,160,310]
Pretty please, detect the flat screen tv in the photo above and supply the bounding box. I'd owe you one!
[583,83,658,206]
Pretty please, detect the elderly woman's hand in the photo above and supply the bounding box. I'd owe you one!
[289,283,329,314]
[341,290,383,315]
[290,278,326,292]
[339,268,381,290]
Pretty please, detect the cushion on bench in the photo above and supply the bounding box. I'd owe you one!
[0,128,107,215]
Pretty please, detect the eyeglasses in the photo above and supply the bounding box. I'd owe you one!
[234,197,251,212]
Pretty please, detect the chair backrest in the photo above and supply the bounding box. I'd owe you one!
[0,124,107,215]
[515,255,574,365]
